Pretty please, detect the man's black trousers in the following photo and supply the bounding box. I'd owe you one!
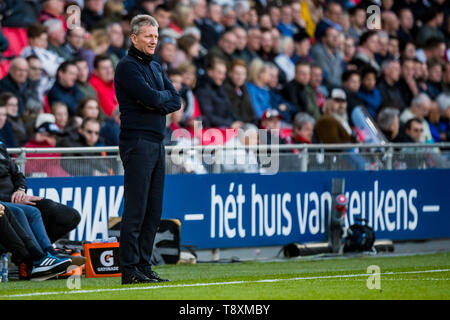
[119,136,165,274]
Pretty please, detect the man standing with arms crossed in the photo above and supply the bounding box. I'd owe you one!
[115,15,181,285]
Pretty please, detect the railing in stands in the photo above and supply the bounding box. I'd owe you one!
[7,142,450,177]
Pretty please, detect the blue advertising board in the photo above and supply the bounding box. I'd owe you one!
[26,169,450,248]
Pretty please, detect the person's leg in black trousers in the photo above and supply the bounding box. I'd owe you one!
[34,199,81,243]
[119,137,166,282]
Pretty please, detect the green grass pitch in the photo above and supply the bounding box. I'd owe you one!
[1,252,449,300]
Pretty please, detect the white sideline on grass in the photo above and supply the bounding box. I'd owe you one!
[2,268,450,298]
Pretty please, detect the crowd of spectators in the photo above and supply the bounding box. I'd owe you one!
[0,0,449,172]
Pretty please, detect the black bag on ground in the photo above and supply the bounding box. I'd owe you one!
[343,222,375,253]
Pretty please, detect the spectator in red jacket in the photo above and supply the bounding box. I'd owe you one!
[89,54,118,117]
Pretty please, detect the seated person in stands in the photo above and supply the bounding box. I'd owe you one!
[315,89,357,144]
[0,204,72,281]
[23,113,70,177]
[376,107,400,142]
[357,66,382,118]
[0,57,30,116]
[57,117,110,176]
[224,59,258,125]
[47,60,84,116]
[0,139,80,246]
[195,58,244,129]
[286,112,316,144]
[246,59,273,119]
[1,92,28,146]
[259,108,287,144]
[0,98,18,147]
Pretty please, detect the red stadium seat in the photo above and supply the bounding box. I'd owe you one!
[0,27,28,77]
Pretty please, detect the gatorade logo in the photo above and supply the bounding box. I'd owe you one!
[100,250,114,267]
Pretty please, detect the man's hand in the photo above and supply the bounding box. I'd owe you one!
[11,190,42,205]
[0,204,4,218]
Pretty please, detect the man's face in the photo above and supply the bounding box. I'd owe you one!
[296,122,314,142]
[46,0,64,14]
[295,65,310,85]
[155,9,171,29]
[400,9,414,30]
[209,4,222,23]
[233,28,247,51]
[247,29,261,52]
[219,32,236,55]
[31,32,48,49]
[208,63,227,86]
[76,60,89,83]
[260,31,273,53]
[386,61,401,82]
[86,0,103,13]
[229,65,247,88]
[324,28,339,50]
[361,73,376,91]
[406,121,423,142]
[59,65,78,88]
[280,6,292,24]
[263,117,281,130]
[80,121,100,146]
[344,74,360,92]
[108,24,124,48]
[4,97,18,117]
[28,58,43,81]
[310,67,323,88]
[95,59,114,83]
[160,43,176,63]
[333,99,347,115]
[131,25,159,56]
[10,60,29,84]
[327,3,342,24]
[67,27,86,50]
[352,9,366,28]
[169,74,183,92]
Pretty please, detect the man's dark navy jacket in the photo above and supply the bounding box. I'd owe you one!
[114,52,181,142]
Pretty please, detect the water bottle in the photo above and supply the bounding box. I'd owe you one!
[1,254,8,283]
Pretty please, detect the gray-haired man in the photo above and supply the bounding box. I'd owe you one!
[114,14,181,285]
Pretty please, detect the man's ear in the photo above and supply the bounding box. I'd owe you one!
[130,34,137,47]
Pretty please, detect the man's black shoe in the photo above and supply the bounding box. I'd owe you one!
[137,265,170,282]
[121,269,158,285]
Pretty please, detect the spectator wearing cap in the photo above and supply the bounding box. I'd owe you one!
[23,113,69,177]
[48,61,84,116]
[310,26,345,89]
[377,59,406,112]
[282,61,320,120]
[224,59,257,125]
[357,67,382,119]
[315,89,356,144]
[400,93,433,143]
[292,32,313,64]
[259,108,287,144]
[89,54,118,117]
[0,57,30,116]
[196,58,243,129]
